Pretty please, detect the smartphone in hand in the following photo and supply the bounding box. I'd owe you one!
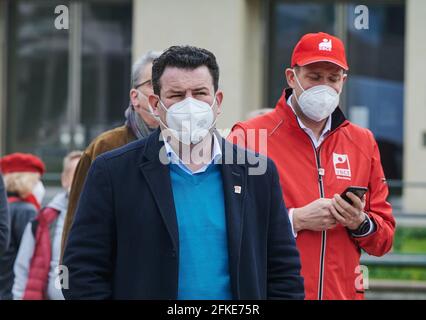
[340,186,368,205]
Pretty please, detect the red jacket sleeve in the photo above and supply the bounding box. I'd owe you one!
[352,131,396,256]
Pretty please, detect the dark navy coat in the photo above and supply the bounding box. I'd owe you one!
[62,130,304,300]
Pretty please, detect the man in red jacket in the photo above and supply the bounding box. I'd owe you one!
[228,32,395,300]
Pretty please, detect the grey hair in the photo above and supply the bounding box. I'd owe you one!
[62,150,83,173]
[131,50,163,88]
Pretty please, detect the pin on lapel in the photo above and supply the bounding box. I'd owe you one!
[234,186,241,194]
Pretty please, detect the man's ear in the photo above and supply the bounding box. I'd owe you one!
[215,90,224,115]
[342,73,348,83]
[148,94,160,116]
[129,89,139,109]
[285,68,296,89]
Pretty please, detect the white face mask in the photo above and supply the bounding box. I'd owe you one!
[293,70,341,122]
[158,96,216,145]
[32,180,46,206]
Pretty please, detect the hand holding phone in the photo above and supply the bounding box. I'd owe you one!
[340,186,368,205]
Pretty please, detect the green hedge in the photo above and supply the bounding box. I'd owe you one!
[392,227,426,253]
[368,227,426,280]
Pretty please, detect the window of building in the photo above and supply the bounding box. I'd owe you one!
[5,0,132,184]
[268,1,405,193]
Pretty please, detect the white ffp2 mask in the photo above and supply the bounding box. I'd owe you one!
[32,180,46,206]
[293,70,340,122]
[158,96,216,145]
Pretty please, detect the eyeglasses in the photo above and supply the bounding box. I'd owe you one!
[135,79,152,89]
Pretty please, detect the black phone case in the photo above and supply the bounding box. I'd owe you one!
[341,187,367,205]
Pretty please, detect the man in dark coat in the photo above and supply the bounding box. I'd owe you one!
[62,46,304,300]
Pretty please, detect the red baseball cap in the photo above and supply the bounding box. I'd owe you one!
[0,153,46,175]
[291,32,349,70]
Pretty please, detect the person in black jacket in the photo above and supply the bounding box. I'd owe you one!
[62,46,304,300]
[0,173,10,257]
[0,153,46,300]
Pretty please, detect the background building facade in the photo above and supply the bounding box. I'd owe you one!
[0,0,424,213]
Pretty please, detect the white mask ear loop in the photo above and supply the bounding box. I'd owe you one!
[154,99,171,130]
[136,89,159,118]
[292,69,305,92]
[208,96,219,131]
[292,69,306,107]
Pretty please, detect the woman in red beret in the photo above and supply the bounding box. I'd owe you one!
[0,153,46,300]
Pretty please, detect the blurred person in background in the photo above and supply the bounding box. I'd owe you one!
[246,108,274,120]
[61,50,162,258]
[228,32,395,300]
[0,173,10,257]
[0,153,46,300]
[13,151,82,300]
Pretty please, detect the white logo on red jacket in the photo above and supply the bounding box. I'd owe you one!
[333,153,351,180]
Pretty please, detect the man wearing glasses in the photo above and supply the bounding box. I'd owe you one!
[60,50,162,258]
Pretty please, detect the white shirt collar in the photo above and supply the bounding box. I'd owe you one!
[287,94,331,148]
[163,133,222,175]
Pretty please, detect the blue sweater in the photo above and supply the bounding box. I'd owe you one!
[169,163,232,300]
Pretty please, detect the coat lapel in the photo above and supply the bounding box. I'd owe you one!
[219,137,247,298]
[138,130,179,251]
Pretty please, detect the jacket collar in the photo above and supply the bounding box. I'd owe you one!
[139,128,248,168]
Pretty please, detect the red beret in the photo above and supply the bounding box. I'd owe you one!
[0,153,46,175]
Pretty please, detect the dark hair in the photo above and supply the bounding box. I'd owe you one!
[152,46,220,96]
